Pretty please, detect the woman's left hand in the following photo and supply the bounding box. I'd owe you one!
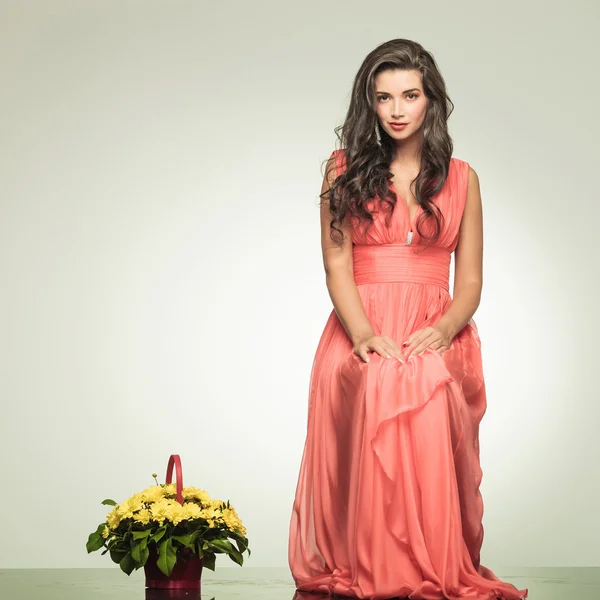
[402,324,454,360]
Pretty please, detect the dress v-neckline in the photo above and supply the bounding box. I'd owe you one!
[389,180,422,233]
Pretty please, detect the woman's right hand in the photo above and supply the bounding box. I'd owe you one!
[353,334,405,363]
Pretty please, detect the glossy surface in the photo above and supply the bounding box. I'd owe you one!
[0,567,598,599]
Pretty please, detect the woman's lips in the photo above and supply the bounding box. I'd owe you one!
[390,123,408,130]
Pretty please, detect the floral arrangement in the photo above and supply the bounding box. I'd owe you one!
[86,472,250,576]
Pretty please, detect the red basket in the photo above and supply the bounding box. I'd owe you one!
[143,455,204,591]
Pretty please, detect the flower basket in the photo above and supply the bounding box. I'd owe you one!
[86,454,250,591]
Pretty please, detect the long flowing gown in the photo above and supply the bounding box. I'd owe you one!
[288,149,528,600]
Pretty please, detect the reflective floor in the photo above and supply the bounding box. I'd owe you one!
[0,567,598,599]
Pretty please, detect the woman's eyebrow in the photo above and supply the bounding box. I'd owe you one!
[377,88,421,94]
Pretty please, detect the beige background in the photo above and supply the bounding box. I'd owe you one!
[0,0,597,569]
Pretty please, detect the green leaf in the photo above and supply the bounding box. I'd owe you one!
[132,530,152,540]
[207,539,235,554]
[86,533,104,553]
[101,499,118,506]
[226,548,244,566]
[139,544,150,566]
[86,524,107,553]
[172,534,194,550]
[131,537,148,563]
[110,547,128,564]
[193,539,204,558]
[157,539,177,576]
[150,526,167,544]
[229,531,249,555]
[202,552,216,571]
[119,552,136,576]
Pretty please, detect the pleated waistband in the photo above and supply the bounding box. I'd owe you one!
[352,243,451,291]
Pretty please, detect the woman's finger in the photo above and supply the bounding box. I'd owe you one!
[358,347,370,362]
[405,334,437,358]
[390,342,405,361]
[382,341,403,360]
[376,343,392,359]
[403,337,424,359]
[383,336,403,354]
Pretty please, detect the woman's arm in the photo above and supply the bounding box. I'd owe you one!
[320,154,374,345]
[436,166,484,338]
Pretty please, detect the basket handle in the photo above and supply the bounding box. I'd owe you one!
[165,454,184,504]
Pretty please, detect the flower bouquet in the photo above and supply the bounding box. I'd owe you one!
[86,455,250,589]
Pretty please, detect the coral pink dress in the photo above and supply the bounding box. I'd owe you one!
[288,149,528,600]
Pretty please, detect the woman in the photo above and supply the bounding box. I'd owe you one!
[288,39,528,600]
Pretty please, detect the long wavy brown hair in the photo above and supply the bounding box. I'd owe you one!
[322,39,455,248]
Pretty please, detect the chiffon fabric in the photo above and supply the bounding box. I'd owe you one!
[288,150,528,600]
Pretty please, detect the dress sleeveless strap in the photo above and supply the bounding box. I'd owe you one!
[449,159,472,253]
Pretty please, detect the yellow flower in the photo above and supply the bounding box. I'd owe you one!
[106,507,121,529]
[182,486,212,505]
[164,501,185,526]
[163,483,176,496]
[133,508,151,525]
[222,507,246,535]
[99,484,245,536]
[150,498,184,526]
[141,486,166,504]
[116,493,144,519]
[149,499,170,526]
[182,502,202,520]
[199,506,224,528]
[234,523,247,535]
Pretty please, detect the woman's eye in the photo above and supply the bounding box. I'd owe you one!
[378,94,418,101]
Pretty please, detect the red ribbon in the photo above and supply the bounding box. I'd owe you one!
[165,454,183,504]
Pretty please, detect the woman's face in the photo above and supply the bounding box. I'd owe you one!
[374,69,428,143]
